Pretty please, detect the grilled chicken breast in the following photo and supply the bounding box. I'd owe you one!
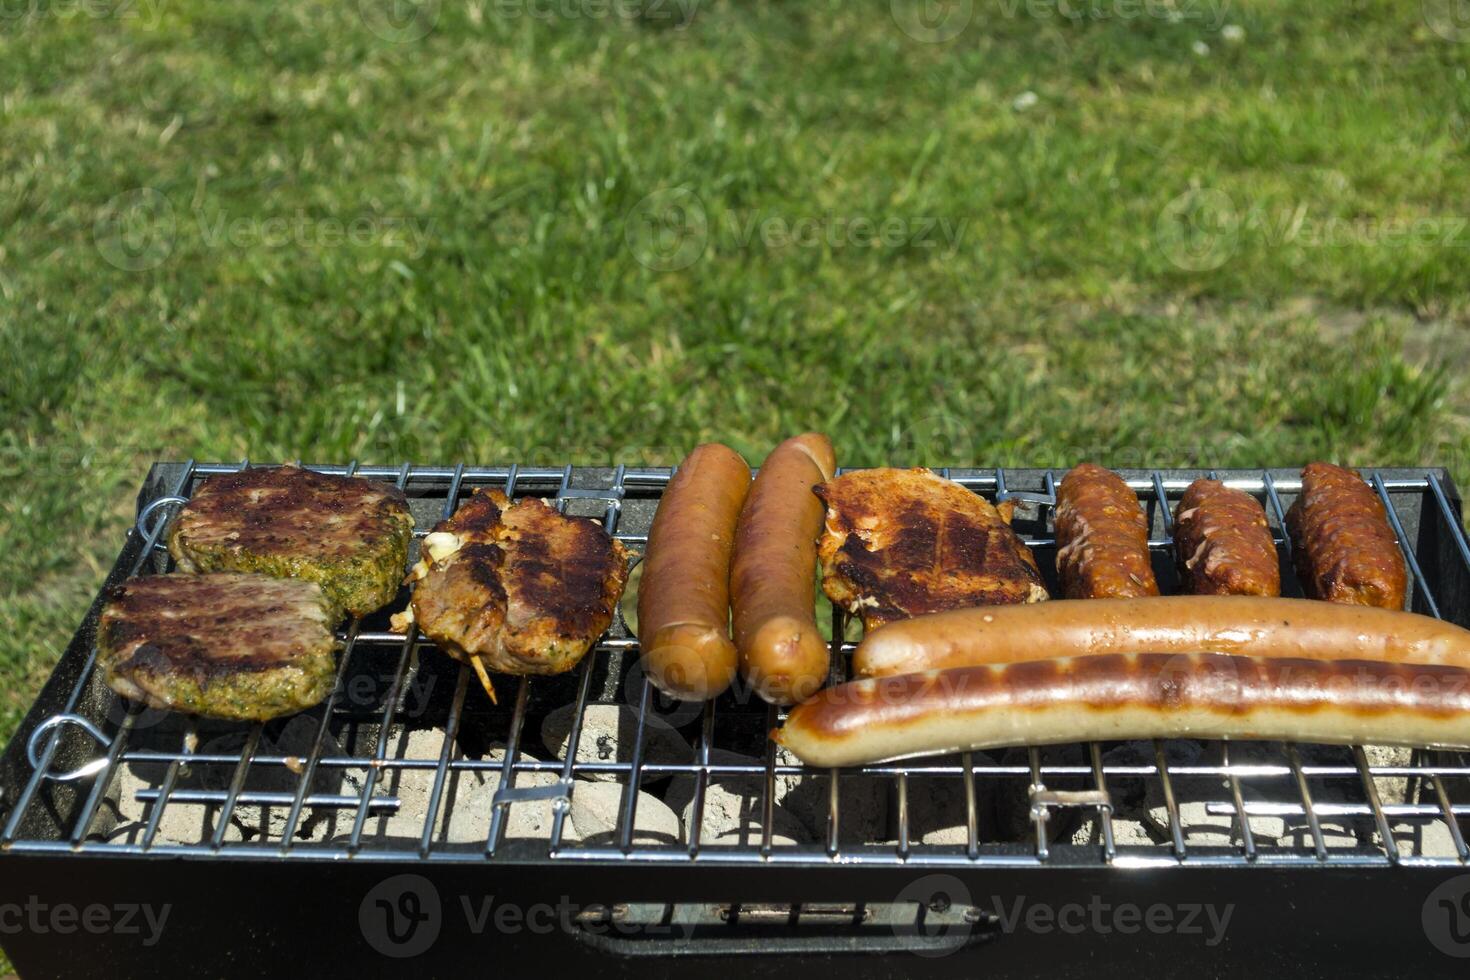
[397,489,630,675]
[97,573,340,721]
[168,465,414,618]
[816,467,1048,632]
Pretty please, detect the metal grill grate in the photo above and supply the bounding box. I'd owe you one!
[4,463,1470,869]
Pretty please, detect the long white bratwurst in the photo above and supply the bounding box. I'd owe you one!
[851,596,1470,677]
[774,653,1470,767]
[777,597,1470,767]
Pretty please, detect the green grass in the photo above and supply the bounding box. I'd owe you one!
[3,0,1470,805]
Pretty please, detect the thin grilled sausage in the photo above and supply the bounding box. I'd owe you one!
[1173,479,1280,596]
[1054,463,1158,599]
[1286,462,1407,609]
[851,595,1470,679]
[775,654,1470,766]
[731,433,837,705]
[637,444,752,701]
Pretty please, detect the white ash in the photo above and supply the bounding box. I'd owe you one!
[710,821,807,848]
[100,715,347,845]
[101,786,247,848]
[352,727,571,846]
[663,748,888,846]
[1135,784,1359,850]
[540,703,693,782]
[570,780,682,847]
[1359,743,1414,804]
[1063,741,1451,854]
[1390,819,1463,859]
[105,762,327,847]
[664,750,813,846]
[886,757,1000,847]
[774,748,888,845]
[664,750,768,832]
[1099,739,1205,810]
[207,717,350,843]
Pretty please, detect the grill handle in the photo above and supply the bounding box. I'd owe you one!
[568,901,1000,957]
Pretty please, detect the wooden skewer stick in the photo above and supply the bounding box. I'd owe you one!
[470,655,498,705]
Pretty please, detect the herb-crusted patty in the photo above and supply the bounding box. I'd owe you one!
[97,573,340,721]
[168,465,414,617]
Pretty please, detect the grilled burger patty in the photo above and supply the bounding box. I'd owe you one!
[168,465,414,617]
[399,489,630,675]
[97,573,340,720]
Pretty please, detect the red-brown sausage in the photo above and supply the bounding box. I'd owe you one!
[1054,463,1158,599]
[1286,462,1407,609]
[775,654,1470,766]
[852,595,1470,679]
[1173,479,1280,596]
[730,433,837,705]
[637,444,752,701]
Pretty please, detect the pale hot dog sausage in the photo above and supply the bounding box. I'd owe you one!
[637,444,751,701]
[852,595,1470,678]
[775,654,1470,766]
[731,433,837,704]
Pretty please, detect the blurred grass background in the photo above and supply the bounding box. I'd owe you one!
[2,0,1470,867]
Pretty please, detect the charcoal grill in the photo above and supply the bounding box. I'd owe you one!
[4,462,1470,977]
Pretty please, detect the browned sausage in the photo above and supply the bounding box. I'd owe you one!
[1054,463,1158,599]
[637,444,751,701]
[851,595,1470,678]
[775,654,1470,766]
[1286,462,1407,609]
[730,433,837,705]
[1173,479,1280,596]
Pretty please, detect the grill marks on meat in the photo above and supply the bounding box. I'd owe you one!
[1173,479,1281,596]
[401,490,630,675]
[168,465,414,617]
[97,573,340,720]
[776,654,1470,766]
[1054,463,1159,599]
[816,468,1047,632]
[1286,462,1407,609]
